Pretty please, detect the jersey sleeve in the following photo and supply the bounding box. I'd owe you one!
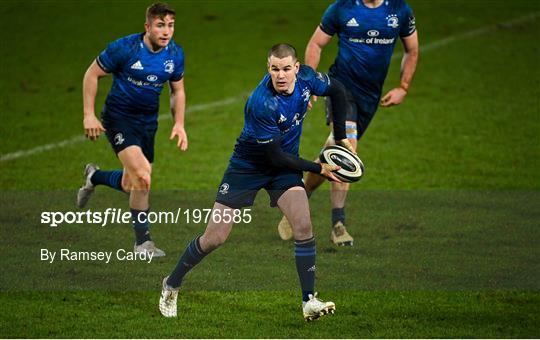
[400,1,416,37]
[248,96,281,143]
[319,2,339,36]
[96,37,129,73]
[170,47,185,82]
[298,65,331,97]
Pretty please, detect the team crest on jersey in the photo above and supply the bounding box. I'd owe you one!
[219,183,229,195]
[302,87,310,102]
[386,14,399,28]
[292,113,302,126]
[114,133,125,146]
[164,60,175,74]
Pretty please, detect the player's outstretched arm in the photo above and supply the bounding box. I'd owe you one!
[82,60,107,141]
[262,139,342,182]
[381,31,419,107]
[169,78,188,151]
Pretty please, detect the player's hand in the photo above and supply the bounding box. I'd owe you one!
[83,115,105,141]
[307,95,318,110]
[336,139,356,155]
[320,163,342,182]
[380,87,407,107]
[170,123,188,151]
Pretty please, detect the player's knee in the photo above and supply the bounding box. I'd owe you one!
[332,181,350,191]
[292,216,313,238]
[131,168,152,191]
[121,172,131,193]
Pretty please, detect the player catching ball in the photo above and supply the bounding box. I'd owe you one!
[159,43,354,321]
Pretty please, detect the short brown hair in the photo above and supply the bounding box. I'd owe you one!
[146,2,175,22]
[268,43,297,61]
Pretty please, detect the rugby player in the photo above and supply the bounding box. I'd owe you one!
[78,3,187,257]
[277,0,419,246]
[159,43,352,321]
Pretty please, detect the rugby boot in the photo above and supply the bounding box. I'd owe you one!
[303,293,336,322]
[159,276,179,317]
[277,215,293,240]
[77,163,99,208]
[134,240,166,257]
[330,221,354,246]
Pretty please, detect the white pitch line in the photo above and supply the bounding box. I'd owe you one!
[0,94,247,163]
[2,12,538,163]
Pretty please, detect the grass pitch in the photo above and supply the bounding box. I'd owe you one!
[0,0,539,338]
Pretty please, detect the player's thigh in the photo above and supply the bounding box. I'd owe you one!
[277,186,312,238]
[118,146,152,178]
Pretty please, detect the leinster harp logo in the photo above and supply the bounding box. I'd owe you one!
[386,14,399,28]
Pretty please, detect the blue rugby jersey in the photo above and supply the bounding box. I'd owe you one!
[231,65,331,169]
[321,0,415,105]
[96,33,184,123]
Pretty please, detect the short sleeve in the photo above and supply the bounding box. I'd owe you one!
[248,97,281,143]
[298,65,330,97]
[320,2,339,36]
[170,47,185,82]
[96,38,128,73]
[400,2,416,37]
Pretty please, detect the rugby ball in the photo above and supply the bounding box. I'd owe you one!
[319,145,364,183]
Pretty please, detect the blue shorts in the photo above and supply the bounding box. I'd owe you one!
[102,116,158,163]
[215,164,304,209]
[325,89,379,140]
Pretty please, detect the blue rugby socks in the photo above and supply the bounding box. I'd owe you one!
[332,207,345,226]
[294,236,316,302]
[131,208,151,245]
[167,236,208,288]
[90,170,124,192]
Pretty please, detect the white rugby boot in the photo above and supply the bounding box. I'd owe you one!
[303,293,336,321]
[134,240,166,257]
[330,221,354,246]
[159,276,179,317]
[277,215,293,240]
[76,163,100,208]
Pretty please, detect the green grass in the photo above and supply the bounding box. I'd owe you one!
[1,291,538,338]
[0,0,539,338]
